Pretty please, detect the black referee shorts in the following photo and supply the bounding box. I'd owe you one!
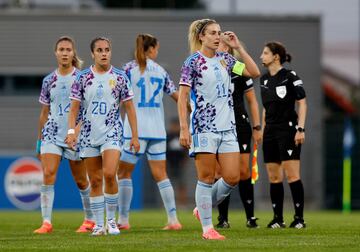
[235,117,252,154]
[263,122,301,163]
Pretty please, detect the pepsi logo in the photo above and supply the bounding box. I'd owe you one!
[4,157,43,210]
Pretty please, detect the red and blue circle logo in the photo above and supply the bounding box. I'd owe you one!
[4,157,43,210]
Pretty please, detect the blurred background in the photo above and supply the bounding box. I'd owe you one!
[0,0,359,212]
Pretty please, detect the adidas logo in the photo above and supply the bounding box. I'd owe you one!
[247,200,252,204]
[270,223,281,228]
[243,144,247,150]
[296,203,300,208]
[264,80,268,85]
[272,204,276,208]
[287,149,293,156]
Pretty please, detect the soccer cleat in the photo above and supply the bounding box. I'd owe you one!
[33,221,53,234]
[246,217,259,228]
[91,225,106,236]
[202,228,226,240]
[216,219,230,229]
[76,220,95,233]
[117,223,131,230]
[162,222,182,230]
[107,219,120,235]
[193,207,200,222]
[267,218,286,229]
[289,216,306,229]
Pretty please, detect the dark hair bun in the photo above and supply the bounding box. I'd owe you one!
[286,53,292,63]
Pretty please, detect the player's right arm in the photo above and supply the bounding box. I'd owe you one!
[66,100,80,149]
[37,105,49,159]
[66,73,83,149]
[178,85,191,149]
[262,108,266,132]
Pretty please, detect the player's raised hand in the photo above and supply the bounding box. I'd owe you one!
[221,31,242,50]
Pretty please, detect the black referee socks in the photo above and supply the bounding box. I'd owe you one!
[289,180,304,219]
[270,182,284,220]
[239,178,254,219]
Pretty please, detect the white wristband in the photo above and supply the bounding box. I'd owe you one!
[67,129,75,135]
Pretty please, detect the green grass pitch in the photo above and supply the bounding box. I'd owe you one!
[0,210,359,251]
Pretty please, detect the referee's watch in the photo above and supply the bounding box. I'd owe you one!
[252,125,261,131]
[297,127,305,133]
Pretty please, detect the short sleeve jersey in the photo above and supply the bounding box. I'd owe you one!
[179,51,238,134]
[232,73,254,120]
[122,59,177,139]
[70,65,134,147]
[39,68,80,147]
[260,68,306,125]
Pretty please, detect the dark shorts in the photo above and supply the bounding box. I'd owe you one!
[235,116,252,154]
[263,122,301,163]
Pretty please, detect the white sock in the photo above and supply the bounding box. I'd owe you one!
[104,193,118,220]
[118,179,133,225]
[79,184,93,221]
[90,195,104,227]
[40,184,54,223]
[195,181,213,233]
[157,178,178,224]
[212,178,234,207]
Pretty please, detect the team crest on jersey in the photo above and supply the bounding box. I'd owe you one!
[200,136,208,147]
[220,60,227,69]
[276,85,287,98]
[109,79,116,89]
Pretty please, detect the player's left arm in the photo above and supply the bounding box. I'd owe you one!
[222,31,260,78]
[170,91,179,102]
[295,98,307,146]
[244,89,262,144]
[123,99,140,153]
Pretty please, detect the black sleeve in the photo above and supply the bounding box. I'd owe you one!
[288,70,306,100]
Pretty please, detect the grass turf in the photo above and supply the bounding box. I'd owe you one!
[0,210,359,251]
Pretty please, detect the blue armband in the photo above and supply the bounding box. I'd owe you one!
[36,140,41,154]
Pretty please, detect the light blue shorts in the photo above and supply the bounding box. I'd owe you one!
[80,140,121,158]
[41,142,80,161]
[189,129,239,157]
[120,138,166,164]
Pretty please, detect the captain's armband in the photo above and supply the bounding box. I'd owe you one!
[232,61,246,76]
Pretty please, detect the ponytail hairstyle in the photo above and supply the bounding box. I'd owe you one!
[135,34,158,74]
[54,36,83,69]
[265,41,292,64]
[188,18,217,54]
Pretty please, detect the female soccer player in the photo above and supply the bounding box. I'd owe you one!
[34,36,94,234]
[178,19,260,240]
[215,36,262,229]
[117,34,181,230]
[260,41,307,229]
[66,37,140,236]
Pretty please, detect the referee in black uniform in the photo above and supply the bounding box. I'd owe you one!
[260,41,307,229]
[216,37,262,228]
